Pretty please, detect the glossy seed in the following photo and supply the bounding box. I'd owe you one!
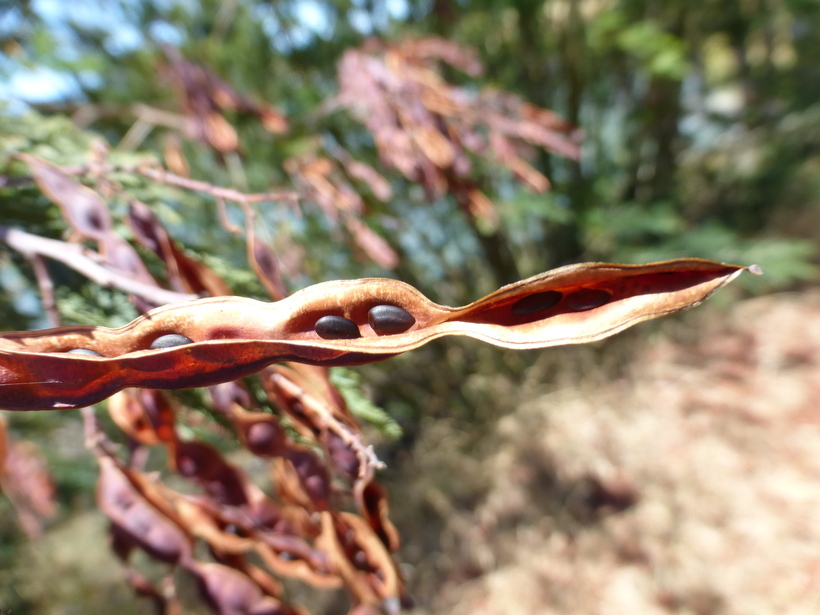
[511,290,563,316]
[314,315,360,340]
[368,304,415,335]
[67,348,103,357]
[565,288,612,311]
[150,333,194,349]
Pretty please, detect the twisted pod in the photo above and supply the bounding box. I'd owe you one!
[0,259,751,411]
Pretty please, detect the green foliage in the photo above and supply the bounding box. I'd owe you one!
[616,20,691,80]
[56,285,140,327]
[589,12,691,80]
[0,111,92,168]
[586,203,817,290]
[330,367,403,441]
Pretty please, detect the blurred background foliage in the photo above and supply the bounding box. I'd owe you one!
[0,0,818,613]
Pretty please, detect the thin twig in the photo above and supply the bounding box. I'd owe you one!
[137,164,300,205]
[81,406,101,450]
[29,254,61,327]
[216,197,242,235]
[270,372,386,481]
[131,103,189,131]
[81,406,121,457]
[9,159,301,212]
[0,227,197,305]
[37,102,190,131]
[117,117,155,152]
[63,163,300,206]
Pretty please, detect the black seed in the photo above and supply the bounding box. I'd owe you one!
[150,333,194,349]
[368,304,415,335]
[314,315,360,340]
[566,289,611,311]
[67,348,103,357]
[511,290,562,316]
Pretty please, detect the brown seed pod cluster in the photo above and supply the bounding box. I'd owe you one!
[91,377,400,613]
[335,37,582,224]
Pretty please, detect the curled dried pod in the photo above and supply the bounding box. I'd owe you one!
[0,259,753,411]
[355,481,400,552]
[96,456,191,565]
[325,431,360,479]
[285,448,330,510]
[173,441,248,507]
[244,420,286,457]
[188,561,288,615]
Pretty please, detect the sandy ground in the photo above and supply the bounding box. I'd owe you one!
[400,291,820,615]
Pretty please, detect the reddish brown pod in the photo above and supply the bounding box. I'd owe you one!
[0,259,754,411]
[96,456,192,565]
[187,561,294,615]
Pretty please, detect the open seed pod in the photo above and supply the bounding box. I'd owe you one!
[0,259,751,411]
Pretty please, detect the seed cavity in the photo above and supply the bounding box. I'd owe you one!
[368,304,415,335]
[511,290,562,316]
[314,315,360,340]
[566,289,612,311]
[67,348,103,357]
[150,334,194,349]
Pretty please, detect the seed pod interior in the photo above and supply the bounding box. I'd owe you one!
[0,259,751,411]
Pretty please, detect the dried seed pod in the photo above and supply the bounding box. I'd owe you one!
[188,561,288,615]
[368,305,415,335]
[20,154,113,242]
[150,334,194,349]
[0,259,753,411]
[244,421,286,457]
[325,431,360,478]
[173,441,248,507]
[96,456,191,565]
[314,315,360,340]
[355,481,400,552]
[287,448,331,510]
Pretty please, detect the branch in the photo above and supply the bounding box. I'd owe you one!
[0,227,197,305]
[30,255,60,326]
[4,161,299,208]
[64,163,300,207]
[269,372,386,481]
